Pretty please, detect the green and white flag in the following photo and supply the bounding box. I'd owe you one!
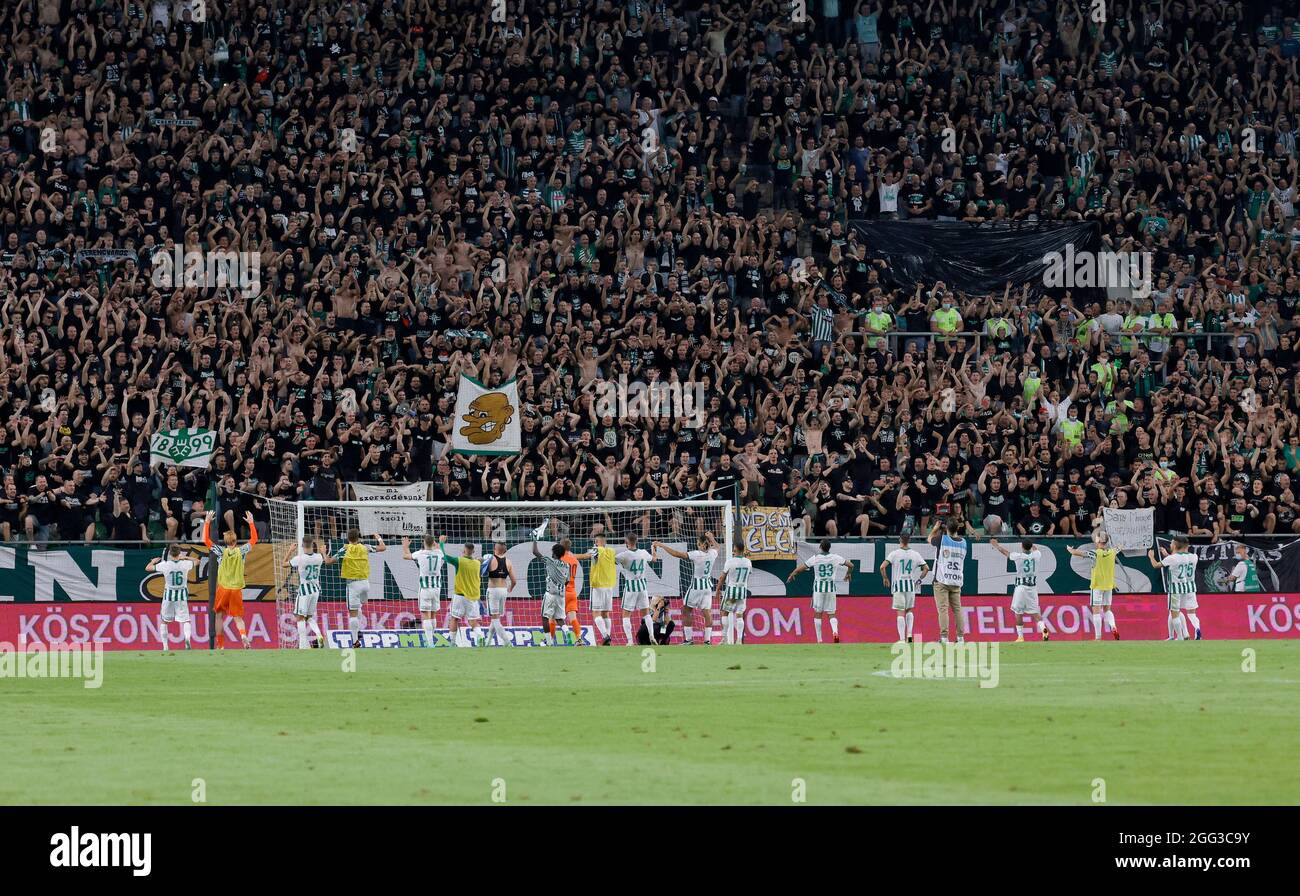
[149,428,217,469]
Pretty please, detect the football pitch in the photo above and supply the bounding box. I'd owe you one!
[3,641,1297,805]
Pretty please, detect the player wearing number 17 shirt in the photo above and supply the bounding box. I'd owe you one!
[616,534,656,646]
[403,535,447,648]
[787,539,851,643]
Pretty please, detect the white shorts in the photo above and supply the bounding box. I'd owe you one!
[590,586,616,612]
[486,586,508,615]
[294,591,320,618]
[346,579,370,610]
[720,595,747,614]
[812,591,837,614]
[684,587,713,610]
[1011,586,1040,616]
[1169,593,1198,611]
[541,592,566,620]
[418,588,441,614]
[161,599,191,623]
[621,590,649,613]
[449,595,480,620]
[1089,588,1113,607]
[891,590,916,612]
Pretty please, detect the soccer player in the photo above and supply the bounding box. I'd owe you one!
[484,541,518,646]
[616,534,656,645]
[442,536,486,647]
[928,519,968,643]
[203,510,258,649]
[991,538,1047,641]
[1066,530,1120,640]
[654,531,719,645]
[146,544,197,650]
[533,540,571,645]
[1149,537,1201,640]
[788,539,850,643]
[574,533,617,645]
[333,528,387,648]
[559,537,584,646]
[403,535,446,648]
[714,541,753,644]
[284,539,330,649]
[1226,543,1260,592]
[880,534,928,643]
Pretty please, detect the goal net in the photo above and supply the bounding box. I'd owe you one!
[267,499,734,649]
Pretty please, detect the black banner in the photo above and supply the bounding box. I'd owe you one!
[851,219,1101,296]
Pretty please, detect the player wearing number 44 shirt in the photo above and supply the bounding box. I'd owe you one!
[146,545,198,650]
[880,534,928,644]
[1149,536,1201,641]
[655,532,719,645]
[284,540,334,649]
[990,538,1048,641]
[615,534,657,646]
[787,540,851,643]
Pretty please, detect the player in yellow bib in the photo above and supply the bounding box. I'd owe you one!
[1067,530,1120,640]
[330,528,386,648]
[575,533,618,645]
[441,535,486,646]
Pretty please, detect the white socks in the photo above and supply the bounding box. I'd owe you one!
[814,618,823,642]
[349,616,361,641]
[643,614,655,643]
[297,620,309,649]
[622,617,634,643]
[829,617,839,638]
[182,621,192,645]
[683,625,693,645]
[1104,610,1116,633]
[1092,612,1103,639]
[906,611,914,638]
[491,618,509,645]
[422,618,436,646]
[724,612,745,644]
[896,616,907,641]
[1186,613,1200,636]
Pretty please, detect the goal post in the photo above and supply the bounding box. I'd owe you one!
[267,499,735,648]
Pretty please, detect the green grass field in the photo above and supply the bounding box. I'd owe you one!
[3,641,1298,805]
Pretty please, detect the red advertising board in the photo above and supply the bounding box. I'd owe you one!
[1,593,1297,649]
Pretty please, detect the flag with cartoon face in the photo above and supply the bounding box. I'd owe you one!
[451,375,520,455]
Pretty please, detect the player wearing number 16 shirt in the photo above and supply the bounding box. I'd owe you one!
[787,540,850,644]
[880,534,928,643]
[616,534,656,646]
[146,545,197,650]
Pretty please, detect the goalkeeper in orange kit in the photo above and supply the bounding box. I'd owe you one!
[203,510,258,649]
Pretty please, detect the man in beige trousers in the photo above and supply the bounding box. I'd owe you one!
[928,518,969,643]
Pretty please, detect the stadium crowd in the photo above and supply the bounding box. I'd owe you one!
[0,0,1299,545]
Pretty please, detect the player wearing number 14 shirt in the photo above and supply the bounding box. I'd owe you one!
[880,534,928,643]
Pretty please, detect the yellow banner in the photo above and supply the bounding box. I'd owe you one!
[741,506,796,560]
